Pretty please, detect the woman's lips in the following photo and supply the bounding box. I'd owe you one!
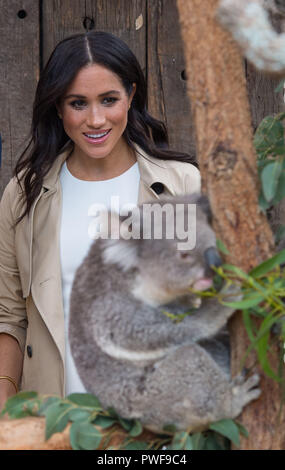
[83,129,111,144]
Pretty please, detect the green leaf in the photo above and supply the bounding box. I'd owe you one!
[204,434,226,450]
[222,295,264,309]
[71,421,102,450]
[242,309,256,343]
[170,431,191,450]
[38,396,61,415]
[92,415,116,429]
[255,315,281,381]
[118,416,133,432]
[162,423,177,433]
[274,170,285,203]
[123,441,149,450]
[66,393,102,409]
[249,249,285,277]
[275,225,285,244]
[191,432,207,450]
[209,419,240,447]
[0,391,39,418]
[69,422,85,450]
[261,160,283,202]
[68,408,91,422]
[221,264,250,281]
[216,239,229,255]
[235,421,249,438]
[129,420,143,437]
[44,402,73,440]
[254,116,284,155]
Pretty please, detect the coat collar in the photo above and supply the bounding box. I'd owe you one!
[41,141,175,196]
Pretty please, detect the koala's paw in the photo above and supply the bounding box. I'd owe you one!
[231,373,261,417]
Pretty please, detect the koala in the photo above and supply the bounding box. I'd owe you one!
[217,0,285,75]
[69,194,261,433]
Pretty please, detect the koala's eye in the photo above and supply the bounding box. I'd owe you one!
[178,252,191,260]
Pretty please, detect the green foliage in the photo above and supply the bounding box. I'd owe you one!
[0,390,244,450]
[254,112,285,217]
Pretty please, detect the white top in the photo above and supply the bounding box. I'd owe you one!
[59,160,140,396]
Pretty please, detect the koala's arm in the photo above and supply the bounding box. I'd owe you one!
[95,290,238,353]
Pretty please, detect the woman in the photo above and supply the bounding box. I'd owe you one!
[0,31,200,408]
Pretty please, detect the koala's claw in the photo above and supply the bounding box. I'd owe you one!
[231,373,261,416]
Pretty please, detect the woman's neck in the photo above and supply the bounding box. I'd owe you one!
[66,140,136,181]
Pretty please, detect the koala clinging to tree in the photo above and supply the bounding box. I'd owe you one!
[69,194,261,433]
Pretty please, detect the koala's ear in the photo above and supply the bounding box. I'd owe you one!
[102,238,139,272]
[197,195,213,224]
[99,209,140,272]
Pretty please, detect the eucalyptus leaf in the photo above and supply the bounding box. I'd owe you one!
[129,420,143,437]
[222,295,264,309]
[0,391,38,418]
[235,422,249,438]
[170,431,191,450]
[68,408,91,422]
[254,116,284,155]
[92,415,117,429]
[66,393,102,409]
[69,421,85,450]
[249,249,285,277]
[44,402,73,440]
[261,161,282,202]
[191,432,207,450]
[273,170,285,203]
[275,225,285,244]
[209,419,240,447]
[123,441,149,450]
[74,421,103,450]
[38,396,61,415]
[216,239,229,255]
[118,416,133,431]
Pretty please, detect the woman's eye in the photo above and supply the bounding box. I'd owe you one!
[102,97,118,105]
[69,100,86,109]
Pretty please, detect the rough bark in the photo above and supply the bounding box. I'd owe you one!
[0,416,156,450]
[176,0,285,450]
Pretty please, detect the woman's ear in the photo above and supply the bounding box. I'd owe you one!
[55,102,62,119]
[128,83,136,108]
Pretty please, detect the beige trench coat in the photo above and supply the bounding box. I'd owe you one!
[0,142,200,397]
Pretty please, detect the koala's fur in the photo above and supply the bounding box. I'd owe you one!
[69,194,260,433]
[217,0,285,75]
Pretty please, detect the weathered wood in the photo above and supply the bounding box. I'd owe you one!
[42,0,146,71]
[147,0,195,158]
[0,0,39,195]
[176,0,285,450]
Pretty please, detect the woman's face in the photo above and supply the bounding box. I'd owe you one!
[57,64,136,162]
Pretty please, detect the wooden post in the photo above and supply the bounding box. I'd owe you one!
[176,0,285,450]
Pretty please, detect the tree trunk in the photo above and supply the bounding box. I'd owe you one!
[176,0,285,450]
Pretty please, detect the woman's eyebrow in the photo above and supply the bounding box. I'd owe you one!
[64,90,121,100]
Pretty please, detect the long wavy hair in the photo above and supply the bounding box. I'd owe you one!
[14,30,197,224]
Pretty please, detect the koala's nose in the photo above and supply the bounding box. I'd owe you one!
[204,247,222,270]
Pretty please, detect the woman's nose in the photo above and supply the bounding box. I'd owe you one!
[86,106,106,128]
